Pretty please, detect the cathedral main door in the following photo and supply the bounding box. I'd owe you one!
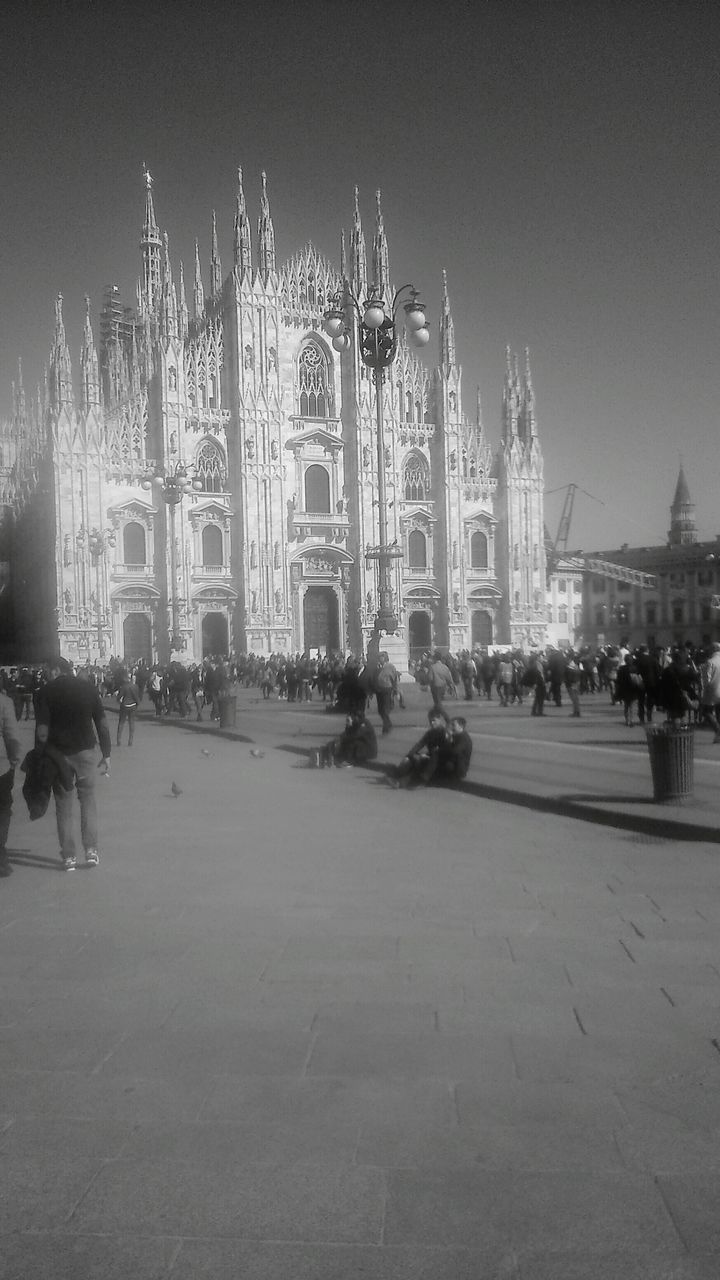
[123,613,152,666]
[408,610,432,659]
[471,609,493,647]
[202,612,228,658]
[303,586,339,653]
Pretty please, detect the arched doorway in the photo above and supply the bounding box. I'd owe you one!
[202,612,228,658]
[303,586,339,652]
[471,609,493,646]
[409,610,431,659]
[123,613,152,665]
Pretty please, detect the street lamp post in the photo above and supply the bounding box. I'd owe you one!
[76,525,116,657]
[323,282,429,634]
[142,462,202,654]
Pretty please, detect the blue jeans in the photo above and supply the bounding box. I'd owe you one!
[53,749,98,858]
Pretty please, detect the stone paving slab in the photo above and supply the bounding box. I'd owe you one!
[4,711,720,1275]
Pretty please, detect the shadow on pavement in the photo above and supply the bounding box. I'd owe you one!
[359,762,720,845]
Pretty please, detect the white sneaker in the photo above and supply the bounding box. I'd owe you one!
[62,855,77,872]
[85,849,99,867]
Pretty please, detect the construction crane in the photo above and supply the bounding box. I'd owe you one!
[545,483,656,589]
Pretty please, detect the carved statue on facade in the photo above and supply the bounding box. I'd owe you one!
[362,445,370,468]
[63,588,73,613]
[246,437,255,459]
[270,439,278,460]
[274,588,283,613]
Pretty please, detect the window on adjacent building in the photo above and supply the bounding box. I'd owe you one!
[408,529,427,568]
[595,606,605,626]
[557,579,567,593]
[202,524,223,567]
[123,521,146,565]
[559,606,568,623]
[573,580,582,594]
[304,464,331,513]
[298,342,332,418]
[646,603,657,625]
[470,531,488,569]
[592,576,606,593]
[672,603,684,624]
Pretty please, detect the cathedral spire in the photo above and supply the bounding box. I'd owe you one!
[161,232,178,339]
[502,344,519,441]
[522,347,537,439]
[669,461,697,546]
[233,166,252,277]
[193,238,205,318]
[439,268,456,371]
[140,164,162,315]
[476,384,483,431]
[13,357,26,427]
[80,295,101,411]
[349,185,367,296]
[50,292,74,410]
[210,209,223,297]
[371,188,390,299]
[257,170,276,279]
[340,229,347,280]
[178,260,188,340]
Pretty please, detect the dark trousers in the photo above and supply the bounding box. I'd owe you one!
[376,689,393,734]
[0,768,14,851]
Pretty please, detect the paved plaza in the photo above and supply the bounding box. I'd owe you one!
[2,691,720,1278]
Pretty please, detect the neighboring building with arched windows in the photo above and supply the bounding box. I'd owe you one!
[3,176,553,663]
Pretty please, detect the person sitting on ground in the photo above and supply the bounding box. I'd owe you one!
[319,711,378,768]
[435,715,473,783]
[388,708,451,788]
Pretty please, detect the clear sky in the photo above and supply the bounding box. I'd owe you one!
[1,0,718,551]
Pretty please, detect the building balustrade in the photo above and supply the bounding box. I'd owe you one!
[290,416,341,433]
[111,563,154,577]
[192,565,233,578]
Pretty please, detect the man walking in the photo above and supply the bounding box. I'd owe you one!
[35,657,111,871]
[0,687,21,876]
[374,651,398,735]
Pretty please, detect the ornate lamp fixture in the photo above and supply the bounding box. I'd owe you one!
[323,283,429,633]
[141,462,202,651]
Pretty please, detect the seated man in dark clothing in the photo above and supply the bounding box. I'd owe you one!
[319,712,378,768]
[435,715,473,783]
[388,708,451,788]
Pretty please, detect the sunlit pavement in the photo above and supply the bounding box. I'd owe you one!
[2,696,720,1279]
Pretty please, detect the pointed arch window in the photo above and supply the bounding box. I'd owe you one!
[202,524,224,567]
[196,439,227,493]
[470,531,488,569]
[123,522,146,565]
[403,451,430,503]
[408,529,427,568]
[304,464,331,513]
[298,342,333,418]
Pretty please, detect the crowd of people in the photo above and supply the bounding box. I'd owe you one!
[1,638,719,876]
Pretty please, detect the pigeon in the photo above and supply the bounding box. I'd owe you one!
[250,749,265,759]
[171,781,183,797]
[200,749,213,757]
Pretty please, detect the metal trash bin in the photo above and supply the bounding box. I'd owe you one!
[646,722,694,802]
[218,695,237,729]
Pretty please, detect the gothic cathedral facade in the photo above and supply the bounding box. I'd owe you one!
[8,172,548,664]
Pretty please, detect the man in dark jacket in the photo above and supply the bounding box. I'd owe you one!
[0,689,21,876]
[35,657,111,871]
